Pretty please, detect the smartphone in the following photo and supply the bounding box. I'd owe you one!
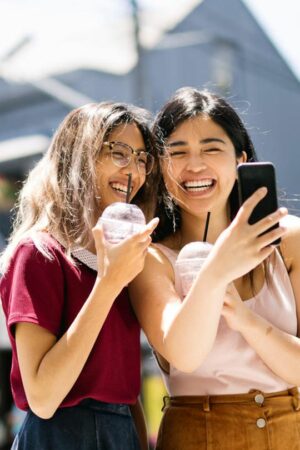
[237,162,280,245]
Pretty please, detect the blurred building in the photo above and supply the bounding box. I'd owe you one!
[0,0,299,200]
[0,0,299,446]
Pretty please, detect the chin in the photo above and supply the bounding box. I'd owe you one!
[179,203,210,218]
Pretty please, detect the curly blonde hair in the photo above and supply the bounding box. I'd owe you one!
[0,101,159,273]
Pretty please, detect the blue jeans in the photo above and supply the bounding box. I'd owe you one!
[12,399,141,450]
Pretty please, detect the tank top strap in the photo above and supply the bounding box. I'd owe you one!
[267,247,295,302]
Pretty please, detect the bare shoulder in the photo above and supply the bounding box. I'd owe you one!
[148,244,170,263]
[281,213,300,229]
[280,214,300,271]
[280,214,300,243]
[140,243,175,281]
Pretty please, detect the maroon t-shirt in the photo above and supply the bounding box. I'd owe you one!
[0,234,141,410]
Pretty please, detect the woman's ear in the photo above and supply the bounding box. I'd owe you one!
[236,151,247,165]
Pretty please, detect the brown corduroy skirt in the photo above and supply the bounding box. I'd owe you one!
[155,388,300,450]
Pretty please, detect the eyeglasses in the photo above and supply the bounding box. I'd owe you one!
[103,141,154,175]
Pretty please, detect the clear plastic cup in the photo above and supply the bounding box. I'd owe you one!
[175,241,213,297]
[98,202,146,244]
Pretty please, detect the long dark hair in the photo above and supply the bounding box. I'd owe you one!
[152,87,258,242]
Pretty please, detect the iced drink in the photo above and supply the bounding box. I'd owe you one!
[175,241,213,297]
[98,202,146,244]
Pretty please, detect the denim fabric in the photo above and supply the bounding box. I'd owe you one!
[12,399,140,450]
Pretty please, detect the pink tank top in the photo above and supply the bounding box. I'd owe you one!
[154,243,297,395]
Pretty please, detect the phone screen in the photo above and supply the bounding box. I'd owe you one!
[237,162,280,244]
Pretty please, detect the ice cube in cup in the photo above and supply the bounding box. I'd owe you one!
[175,241,213,297]
[98,202,146,244]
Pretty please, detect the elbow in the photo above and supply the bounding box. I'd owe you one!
[27,392,58,420]
[34,409,55,420]
[29,402,57,420]
[170,358,201,374]
[29,401,56,420]
[163,339,208,374]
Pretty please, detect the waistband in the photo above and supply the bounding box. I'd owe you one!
[162,387,300,412]
[79,399,131,416]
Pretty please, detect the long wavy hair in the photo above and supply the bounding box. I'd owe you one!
[0,101,159,273]
[152,87,258,242]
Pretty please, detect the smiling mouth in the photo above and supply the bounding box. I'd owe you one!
[110,182,132,195]
[183,179,215,192]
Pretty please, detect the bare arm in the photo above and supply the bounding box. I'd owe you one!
[222,215,300,385]
[130,189,287,373]
[16,274,122,419]
[130,246,228,373]
[15,220,158,419]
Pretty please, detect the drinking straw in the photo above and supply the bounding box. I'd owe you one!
[126,173,132,203]
[203,211,211,242]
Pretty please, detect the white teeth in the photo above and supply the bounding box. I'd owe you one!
[184,179,214,191]
[111,183,130,194]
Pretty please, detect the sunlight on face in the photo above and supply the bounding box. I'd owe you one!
[161,115,245,218]
[95,123,147,214]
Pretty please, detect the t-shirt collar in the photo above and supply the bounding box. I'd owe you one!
[52,234,98,272]
[71,247,98,272]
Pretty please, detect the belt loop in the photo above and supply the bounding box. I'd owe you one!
[291,390,300,411]
[162,396,170,412]
[203,396,210,412]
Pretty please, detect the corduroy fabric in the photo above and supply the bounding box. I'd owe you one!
[156,388,300,450]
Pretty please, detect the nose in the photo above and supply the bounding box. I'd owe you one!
[120,156,140,177]
[185,152,207,172]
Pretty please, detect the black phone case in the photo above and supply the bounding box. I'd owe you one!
[237,162,280,245]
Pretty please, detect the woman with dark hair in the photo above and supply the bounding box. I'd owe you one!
[0,101,159,450]
[130,87,300,450]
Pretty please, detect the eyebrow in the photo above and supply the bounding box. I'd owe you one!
[109,141,147,152]
[167,137,226,147]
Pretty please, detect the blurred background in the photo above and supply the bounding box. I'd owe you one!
[0,0,299,448]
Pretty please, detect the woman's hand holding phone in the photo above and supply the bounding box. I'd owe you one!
[238,162,281,244]
[208,187,288,285]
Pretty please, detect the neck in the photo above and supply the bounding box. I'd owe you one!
[177,205,230,248]
[86,242,96,254]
